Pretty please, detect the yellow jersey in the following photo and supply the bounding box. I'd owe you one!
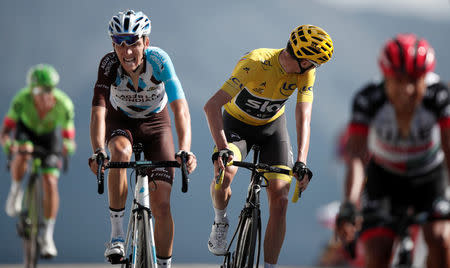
[221,48,315,126]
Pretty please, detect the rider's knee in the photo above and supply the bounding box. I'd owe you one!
[42,174,58,190]
[152,199,171,218]
[14,145,32,162]
[424,222,450,249]
[364,237,393,264]
[108,137,132,161]
[269,195,289,215]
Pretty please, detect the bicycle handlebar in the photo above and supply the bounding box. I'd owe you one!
[177,151,190,193]
[96,158,190,194]
[231,161,292,175]
[364,201,450,227]
[215,159,304,203]
[106,161,180,169]
[96,153,105,195]
[6,147,69,174]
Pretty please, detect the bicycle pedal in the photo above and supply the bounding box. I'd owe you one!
[40,253,55,260]
[16,221,29,239]
[107,254,126,264]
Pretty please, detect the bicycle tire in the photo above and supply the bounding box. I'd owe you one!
[23,175,41,268]
[135,210,153,268]
[395,249,413,267]
[233,208,260,268]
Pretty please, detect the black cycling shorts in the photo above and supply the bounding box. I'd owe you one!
[105,106,175,185]
[360,160,448,236]
[219,111,294,182]
[14,120,61,170]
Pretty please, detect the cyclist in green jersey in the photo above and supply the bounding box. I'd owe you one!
[0,64,76,258]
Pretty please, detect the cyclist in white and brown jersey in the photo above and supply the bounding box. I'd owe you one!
[88,10,197,268]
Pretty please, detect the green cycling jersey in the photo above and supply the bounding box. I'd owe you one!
[5,87,75,136]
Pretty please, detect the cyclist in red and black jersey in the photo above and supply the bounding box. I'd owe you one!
[336,34,450,268]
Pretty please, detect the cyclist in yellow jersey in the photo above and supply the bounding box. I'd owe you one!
[204,25,334,267]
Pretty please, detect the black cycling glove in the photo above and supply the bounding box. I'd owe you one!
[211,149,234,164]
[336,201,358,226]
[293,161,313,181]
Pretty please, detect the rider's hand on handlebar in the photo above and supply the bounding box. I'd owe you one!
[1,139,17,155]
[175,150,197,174]
[88,148,109,175]
[212,149,234,170]
[293,161,313,193]
[335,201,361,245]
[62,139,76,157]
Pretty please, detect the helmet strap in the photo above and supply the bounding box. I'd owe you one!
[286,41,311,74]
[132,36,148,73]
[297,63,309,74]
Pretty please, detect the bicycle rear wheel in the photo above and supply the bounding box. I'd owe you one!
[135,210,154,268]
[233,208,260,268]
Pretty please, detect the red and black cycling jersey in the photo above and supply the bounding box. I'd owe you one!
[348,73,450,176]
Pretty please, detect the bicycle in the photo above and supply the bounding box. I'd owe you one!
[7,146,67,268]
[96,143,190,268]
[214,145,303,268]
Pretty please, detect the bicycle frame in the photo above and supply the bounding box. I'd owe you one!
[219,145,293,268]
[20,157,43,268]
[13,148,60,268]
[97,143,189,268]
[122,148,157,268]
[228,148,263,268]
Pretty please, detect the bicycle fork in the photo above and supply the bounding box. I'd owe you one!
[125,174,157,267]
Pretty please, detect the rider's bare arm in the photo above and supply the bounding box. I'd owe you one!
[170,99,192,152]
[90,106,106,152]
[344,132,368,205]
[295,102,312,164]
[171,99,197,173]
[204,90,232,151]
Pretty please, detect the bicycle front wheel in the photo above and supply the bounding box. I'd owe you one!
[233,208,260,268]
[23,175,41,268]
[135,210,154,268]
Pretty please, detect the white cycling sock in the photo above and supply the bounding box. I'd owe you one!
[157,256,172,268]
[109,208,125,240]
[42,218,56,241]
[10,180,21,195]
[264,262,276,268]
[214,207,228,223]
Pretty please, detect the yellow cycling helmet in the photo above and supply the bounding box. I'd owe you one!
[289,25,334,65]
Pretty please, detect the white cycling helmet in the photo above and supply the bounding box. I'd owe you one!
[108,10,151,37]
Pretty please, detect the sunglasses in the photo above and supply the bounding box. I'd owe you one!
[306,59,320,68]
[32,87,53,95]
[111,35,141,46]
[287,45,320,69]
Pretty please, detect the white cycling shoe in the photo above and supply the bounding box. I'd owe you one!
[38,236,58,258]
[5,189,23,217]
[105,238,125,264]
[208,220,229,256]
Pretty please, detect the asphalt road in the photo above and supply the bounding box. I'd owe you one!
[0,264,326,268]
